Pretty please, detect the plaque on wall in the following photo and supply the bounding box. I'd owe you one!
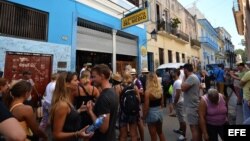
[57,62,67,68]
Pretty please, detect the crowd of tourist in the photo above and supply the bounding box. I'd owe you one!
[0,62,250,141]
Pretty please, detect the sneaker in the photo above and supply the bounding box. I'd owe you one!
[178,135,186,141]
[173,129,184,135]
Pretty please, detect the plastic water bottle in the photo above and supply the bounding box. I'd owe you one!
[85,114,106,134]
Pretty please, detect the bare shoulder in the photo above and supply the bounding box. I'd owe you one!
[16,104,33,114]
[54,101,70,111]
[15,105,34,121]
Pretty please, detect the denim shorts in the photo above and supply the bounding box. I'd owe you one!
[145,106,163,124]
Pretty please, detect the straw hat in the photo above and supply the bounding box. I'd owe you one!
[141,67,149,73]
[130,68,137,75]
[112,73,122,82]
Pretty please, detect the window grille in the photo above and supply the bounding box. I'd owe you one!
[0,1,48,41]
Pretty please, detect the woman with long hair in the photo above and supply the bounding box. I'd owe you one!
[119,72,140,141]
[77,70,99,129]
[50,72,92,141]
[4,80,48,141]
[143,72,166,141]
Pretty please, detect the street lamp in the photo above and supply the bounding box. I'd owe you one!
[150,29,157,41]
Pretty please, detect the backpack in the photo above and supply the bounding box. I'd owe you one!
[120,84,139,116]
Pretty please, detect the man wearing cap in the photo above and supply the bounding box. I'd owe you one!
[240,61,250,123]
[130,69,143,94]
[139,68,149,93]
[130,68,144,141]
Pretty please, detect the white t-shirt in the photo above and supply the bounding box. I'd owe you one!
[172,79,183,103]
[43,81,56,104]
[179,69,185,82]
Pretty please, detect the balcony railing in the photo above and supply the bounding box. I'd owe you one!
[177,31,189,42]
[157,21,189,43]
[191,39,201,48]
[199,37,219,50]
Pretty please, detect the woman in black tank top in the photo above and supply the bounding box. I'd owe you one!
[76,70,99,128]
[50,72,93,141]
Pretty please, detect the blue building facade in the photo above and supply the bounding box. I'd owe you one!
[0,0,147,73]
[198,19,219,68]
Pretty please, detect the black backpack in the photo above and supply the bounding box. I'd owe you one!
[120,84,139,115]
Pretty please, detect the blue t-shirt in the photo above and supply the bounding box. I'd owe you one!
[214,68,224,82]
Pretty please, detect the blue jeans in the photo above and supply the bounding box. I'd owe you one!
[243,117,250,125]
[242,99,250,122]
[39,101,50,130]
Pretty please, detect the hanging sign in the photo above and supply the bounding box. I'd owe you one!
[121,8,148,29]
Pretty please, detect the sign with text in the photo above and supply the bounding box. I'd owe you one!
[121,8,148,29]
[224,125,250,140]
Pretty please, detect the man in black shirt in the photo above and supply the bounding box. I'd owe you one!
[86,64,118,141]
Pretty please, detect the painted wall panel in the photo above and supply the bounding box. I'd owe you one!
[0,36,71,73]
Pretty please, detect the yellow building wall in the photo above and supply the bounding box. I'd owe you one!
[147,33,201,70]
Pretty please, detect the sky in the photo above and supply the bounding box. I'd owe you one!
[177,0,245,50]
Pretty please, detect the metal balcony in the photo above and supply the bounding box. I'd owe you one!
[177,31,189,43]
[199,37,219,51]
[191,39,201,50]
[157,21,189,44]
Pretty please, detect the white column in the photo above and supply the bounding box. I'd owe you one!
[112,29,117,73]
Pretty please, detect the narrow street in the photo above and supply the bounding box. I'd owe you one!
[143,88,242,141]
